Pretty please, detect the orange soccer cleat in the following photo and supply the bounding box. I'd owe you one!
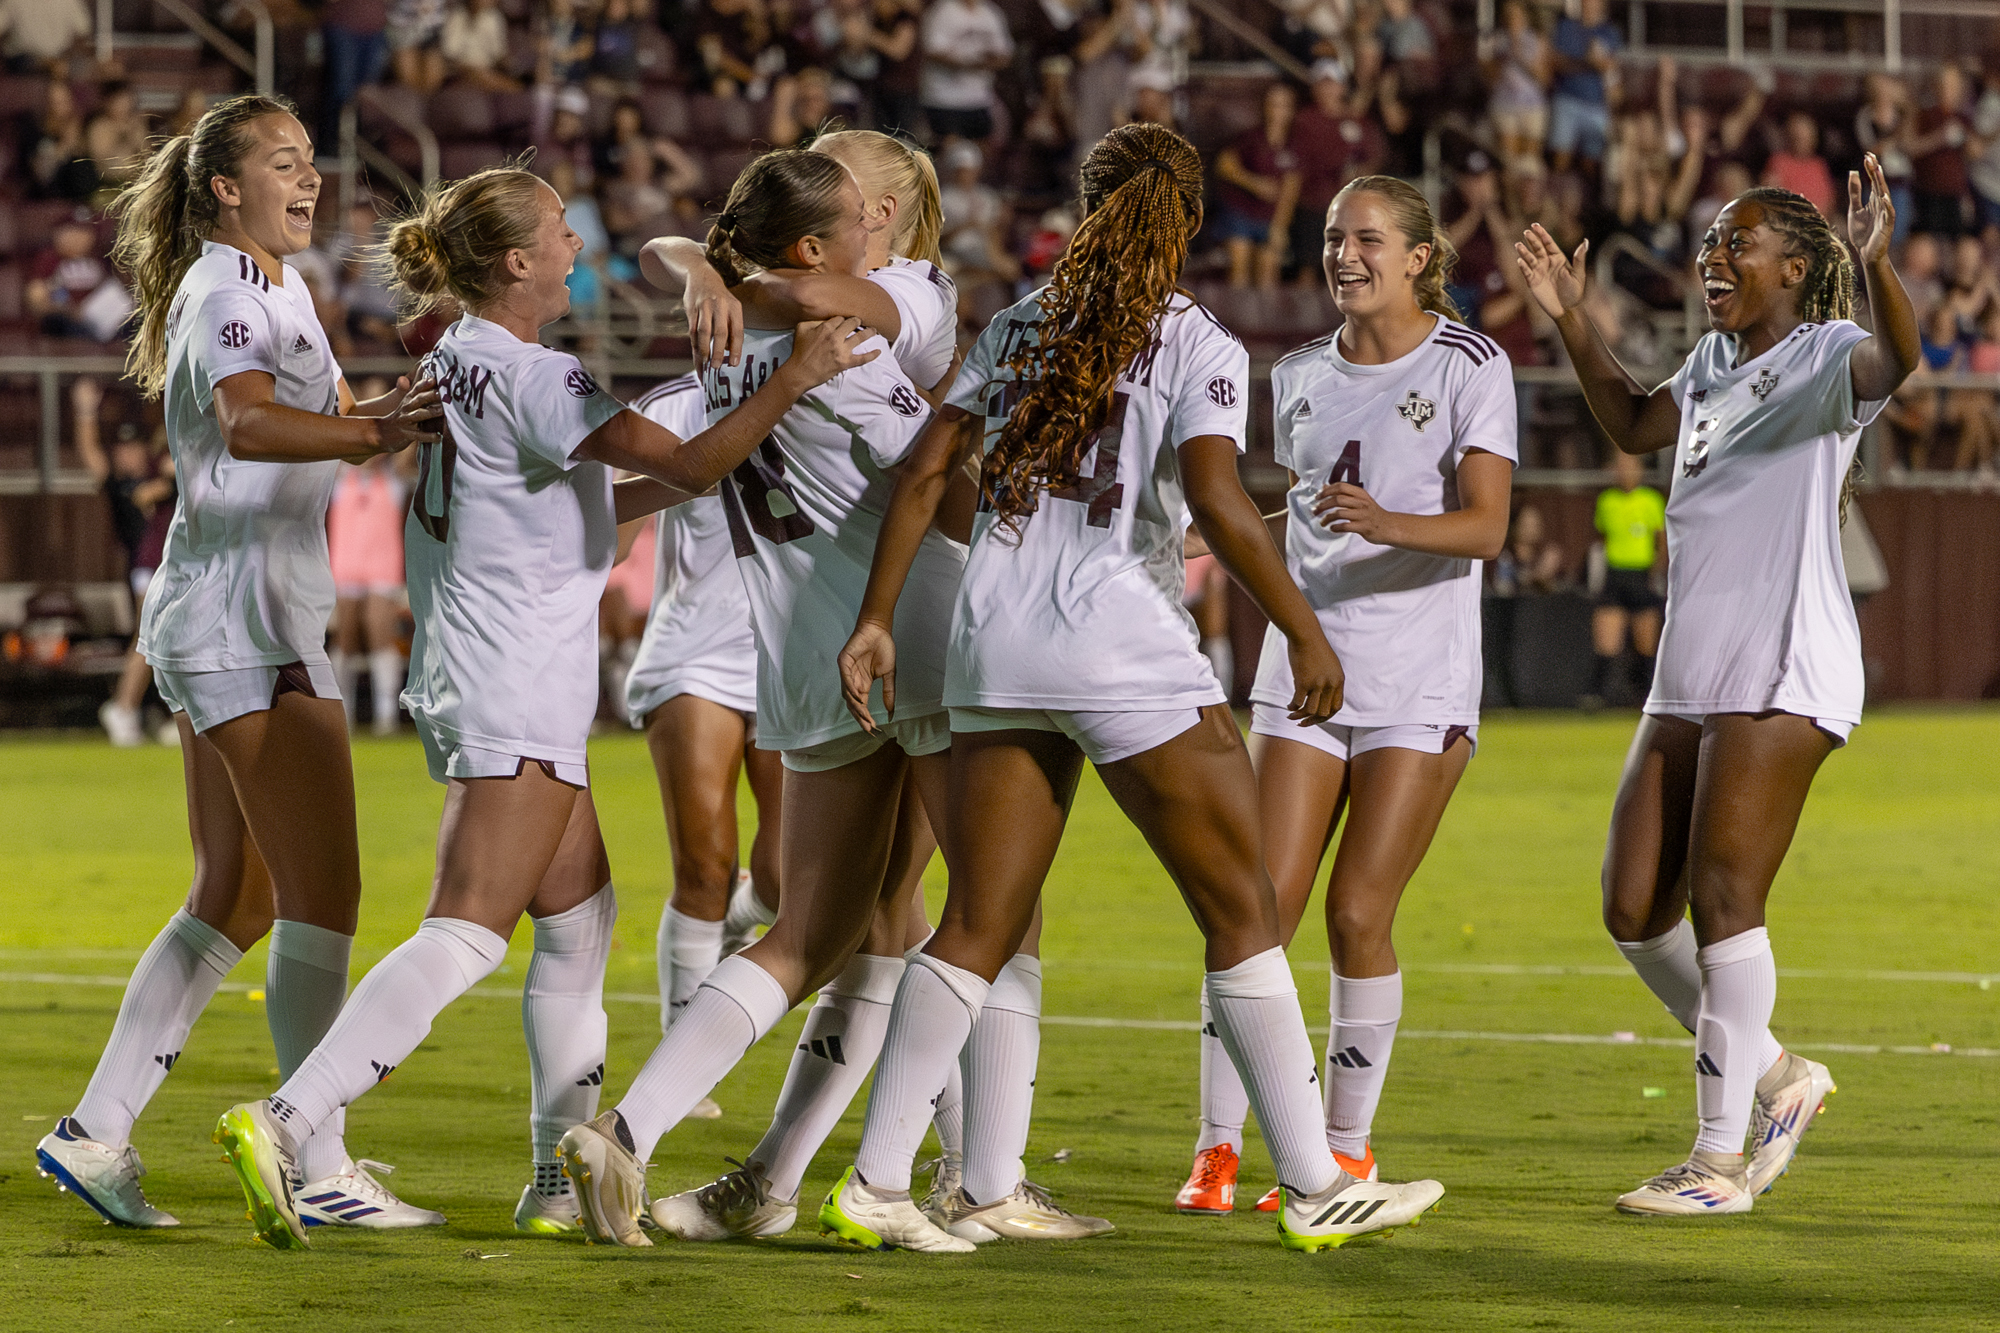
[1255,1145,1376,1211]
[1174,1145,1240,1215]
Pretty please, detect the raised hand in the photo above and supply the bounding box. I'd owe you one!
[1514,223,1589,321]
[779,316,879,393]
[837,618,897,732]
[1848,152,1895,267]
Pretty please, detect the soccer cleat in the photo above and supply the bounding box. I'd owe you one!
[35,1118,179,1228]
[214,1101,308,1250]
[1615,1150,1753,1216]
[295,1158,445,1228]
[99,701,144,747]
[1277,1169,1444,1251]
[514,1184,582,1234]
[557,1110,652,1247]
[1747,1053,1836,1196]
[818,1166,975,1253]
[942,1179,1115,1242]
[917,1154,964,1220]
[1257,1143,1376,1211]
[1175,1144,1239,1215]
[650,1158,796,1241]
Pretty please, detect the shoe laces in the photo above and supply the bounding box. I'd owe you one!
[696,1157,771,1213]
[1187,1147,1234,1192]
[113,1144,149,1181]
[346,1159,401,1202]
[1643,1159,1735,1193]
[1009,1179,1068,1215]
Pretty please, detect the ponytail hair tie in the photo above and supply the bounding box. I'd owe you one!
[718,210,739,233]
[1136,157,1175,174]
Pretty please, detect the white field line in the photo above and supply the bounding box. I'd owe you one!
[3,971,1993,1060]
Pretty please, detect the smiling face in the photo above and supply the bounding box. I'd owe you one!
[1324,190,1428,319]
[1695,199,1805,334]
[211,112,321,258]
[782,170,881,277]
[515,182,584,326]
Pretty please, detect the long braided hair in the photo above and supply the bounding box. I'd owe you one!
[982,123,1204,528]
[1732,185,1865,521]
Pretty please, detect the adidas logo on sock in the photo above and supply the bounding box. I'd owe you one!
[1201,1022,1219,1038]
[1695,1052,1723,1077]
[797,1035,847,1066]
[155,1051,179,1071]
[1329,1046,1373,1069]
[575,1063,604,1088]
[371,1059,398,1083]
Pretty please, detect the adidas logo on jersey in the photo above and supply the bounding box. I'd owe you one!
[290,334,313,355]
[1695,1052,1723,1077]
[1293,398,1313,419]
[799,1035,848,1065]
[371,1059,398,1083]
[1396,391,1436,431]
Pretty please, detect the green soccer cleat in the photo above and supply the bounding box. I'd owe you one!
[214,1101,308,1251]
[819,1166,974,1253]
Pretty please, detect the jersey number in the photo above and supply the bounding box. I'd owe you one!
[721,436,814,557]
[982,387,1130,528]
[413,428,458,542]
[1327,439,1362,486]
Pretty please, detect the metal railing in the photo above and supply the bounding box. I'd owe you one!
[1478,0,1997,70]
[147,0,272,97]
[338,96,427,221]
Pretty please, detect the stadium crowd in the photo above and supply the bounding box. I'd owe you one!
[0,0,1998,477]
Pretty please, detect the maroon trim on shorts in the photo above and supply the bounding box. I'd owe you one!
[270,661,318,702]
[1442,724,1471,751]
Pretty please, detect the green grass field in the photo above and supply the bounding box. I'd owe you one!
[2,709,1996,1332]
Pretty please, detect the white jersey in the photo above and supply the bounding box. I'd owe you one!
[703,327,955,752]
[872,255,958,391]
[1251,317,1519,727]
[624,373,758,718]
[403,314,625,768]
[1649,320,1885,726]
[137,242,343,671]
[944,289,1248,709]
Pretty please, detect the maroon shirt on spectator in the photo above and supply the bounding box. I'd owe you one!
[1217,127,1298,223]
[1453,223,1536,367]
[322,0,387,33]
[1914,105,1970,197]
[1290,106,1385,214]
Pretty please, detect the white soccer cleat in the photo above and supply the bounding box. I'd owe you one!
[721,870,773,957]
[940,1179,1115,1242]
[35,1117,178,1228]
[514,1184,582,1234]
[917,1155,970,1230]
[818,1166,976,1253]
[214,1101,308,1250]
[558,1111,652,1247]
[1747,1053,1836,1196]
[687,1096,724,1121]
[1278,1169,1445,1251]
[1615,1150,1753,1216]
[98,701,144,748]
[295,1158,445,1228]
[650,1158,796,1241]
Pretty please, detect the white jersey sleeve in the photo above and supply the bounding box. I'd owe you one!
[1166,320,1250,453]
[870,257,959,391]
[828,335,934,469]
[188,274,284,401]
[1450,349,1522,465]
[1804,319,1888,438]
[507,352,625,468]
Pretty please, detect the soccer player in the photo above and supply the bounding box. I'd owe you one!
[1515,155,1919,1215]
[1586,450,1666,706]
[559,149,969,1249]
[210,162,874,1250]
[1176,176,1516,1216]
[35,94,446,1232]
[825,124,1445,1252]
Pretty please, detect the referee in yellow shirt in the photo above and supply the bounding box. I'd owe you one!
[1591,452,1666,704]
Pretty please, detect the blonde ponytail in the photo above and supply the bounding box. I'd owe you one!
[382,162,546,317]
[1334,175,1464,323]
[812,129,943,265]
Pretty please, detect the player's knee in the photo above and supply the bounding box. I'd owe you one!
[1326,899,1392,954]
[667,853,734,916]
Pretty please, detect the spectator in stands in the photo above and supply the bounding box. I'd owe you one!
[692,0,784,99]
[1069,0,1145,153]
[166,88,209,138]
[1125,64,1177,132]
[388,0,448,92]
[1272,0,1342,70]
[1857,72,1916,247]
[539,0,594,89]
[1482,0,1550,178]
[1588,450,1665,705]
[84,81,148,190]
[538,84,596,188]
[920,0,1013,144]
[441,0,519,90]
[551,157,612,312]
[1547,0,1620,175]
[1761,109,1836,220]
[1957,303,2000,477]
[0,0,92,73]
[1213,80,1300,291]
[27,213,130,342]
[1608,66,1701,261]
[321,0,390,146]
[938,138,1017,286]
[861,0,924,136]
[1490,503,1566,597]
[1374,0,1433,93]
[1127,0,1193,103]
[338,199,401,347]
[1286,59,1383,289]
[599,100,702,254]
[1932,233,2000,474]
[1910,61,1974,236]
[1884,232,1945,471]
[1969,66,2000,234]
[588,0,645,94]
[74,376,175,747]
[22,79,94,201]
[1445,151,1536,365]
[769,65,836,148]
[1018,55,1080,200]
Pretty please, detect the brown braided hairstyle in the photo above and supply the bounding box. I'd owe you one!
[1731,185,1865,521]
[982,123,1204,528]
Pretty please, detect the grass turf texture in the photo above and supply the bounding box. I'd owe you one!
[1,708,1996,1332]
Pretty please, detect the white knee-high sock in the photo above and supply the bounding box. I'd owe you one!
[332,650,360,729]
[268,917,508,1147]
[1621,921,1784,1070]
[962,954,1042,1204]
[855,954,989,1194]
[1205,948,1337,1197]
[752,952,904,1201]
[368,649,404,734]
[904,935,963,1165]
[1324,970,1401,1159]
[1195,989,1249,1155]
[615,954,791,1161]
[723,873,777,942]
[1693,927,1778,1156]
[74,909,243,1147]
[266,921,354,1182]
[657,906,724,1036]
[525,885,615,1188]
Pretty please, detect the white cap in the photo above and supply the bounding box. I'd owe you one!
[1310,57,1347,85]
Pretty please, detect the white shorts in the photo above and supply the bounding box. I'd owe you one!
[628,671,757,729]
[782,710,951,774]
[949,706,1203,766]
[155,659,341,735]
[1647,709,1853,748]
[415,716,590,788]
[1250,703,1478,762]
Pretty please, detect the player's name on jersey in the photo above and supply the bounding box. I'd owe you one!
[704,351,787,412]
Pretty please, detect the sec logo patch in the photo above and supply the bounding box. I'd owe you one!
[566,368,600,397]
[1206,377,1238,407]
[890,384,923,417]
[218,321,252,350]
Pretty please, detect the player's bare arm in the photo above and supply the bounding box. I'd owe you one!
[215,368,441,464]
[1845,154,1922,403]
[1312,449,1513,559]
